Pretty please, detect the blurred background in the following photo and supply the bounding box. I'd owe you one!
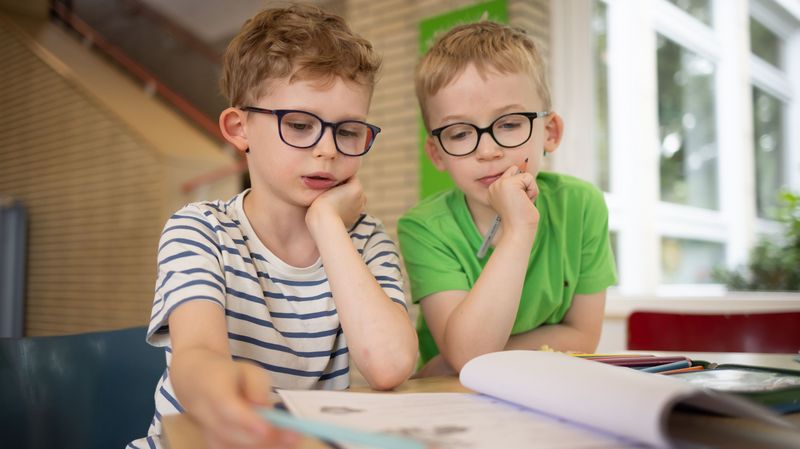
[0,0,798,350]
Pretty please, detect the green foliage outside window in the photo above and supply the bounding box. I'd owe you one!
[713,191,800,291]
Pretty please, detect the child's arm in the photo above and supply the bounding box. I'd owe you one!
[418,292,605,376]
[306,177,418,390]
[168,300,300,448]
[504,291,606,352]
[420,166,539,372]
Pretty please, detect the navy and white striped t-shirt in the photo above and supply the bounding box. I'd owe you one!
[129,190,407,449]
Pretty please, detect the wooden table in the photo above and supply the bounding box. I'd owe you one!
[163,353,800,449]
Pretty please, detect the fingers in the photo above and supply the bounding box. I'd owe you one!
[306,175,366,233]
[208,383,272,444]
[519,173,538,200]
[173,352,300,449]
[493,169,536,196]
[488,168,538,229]
[227,363,276,440]
[190,362,284,448]
[207,387,300,448]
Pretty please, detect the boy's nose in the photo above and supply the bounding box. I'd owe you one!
[474,133,503,161]
[312,127,338,159]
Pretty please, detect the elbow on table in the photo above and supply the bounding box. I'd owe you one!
[362,349,417,391]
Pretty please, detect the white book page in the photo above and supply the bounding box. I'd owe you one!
[459,351,698,448]
[278,390,641,449]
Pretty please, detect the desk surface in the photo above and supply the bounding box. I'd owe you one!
[162,352,800,449]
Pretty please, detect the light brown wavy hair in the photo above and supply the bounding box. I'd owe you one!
[220,4,381,107]
[415,21,551,129]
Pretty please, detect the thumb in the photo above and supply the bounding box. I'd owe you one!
[238,362,272,406]
[500,165,519,179]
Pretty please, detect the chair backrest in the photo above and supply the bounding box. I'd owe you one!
[0,326,165,449]
[627,311,800,353]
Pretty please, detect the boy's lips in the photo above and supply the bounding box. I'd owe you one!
[477,173,503,186]
[302,172,339,190]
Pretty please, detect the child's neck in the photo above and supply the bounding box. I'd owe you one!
[243,190,320,267]
[465,195,500,236]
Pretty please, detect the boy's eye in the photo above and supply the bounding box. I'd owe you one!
[443,126,475,141]
[337,126,363,139]
[286,121,314,131]
[495,118,525,131]
[497,122,521,130]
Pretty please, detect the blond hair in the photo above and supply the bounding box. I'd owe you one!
[220,4,381,107]
[415,21,551,127]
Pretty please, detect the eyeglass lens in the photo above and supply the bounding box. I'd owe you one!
[279,111,374,156]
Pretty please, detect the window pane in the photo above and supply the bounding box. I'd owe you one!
[661,237,725,283]
[750,17,783,69]
[657,36,719,209]
[609,230,619,286]
[666,0,713,26]
[752,87,785,218]
[592,0,610,192]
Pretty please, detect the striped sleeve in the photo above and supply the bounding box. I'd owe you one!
[147,206,227,346]
[360,218,407,311]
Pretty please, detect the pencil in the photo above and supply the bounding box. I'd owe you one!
[259,408,426,449]
[659,365,705,375]
[639,360,692,373]
[584,355,688,367]
[476,158,530,258]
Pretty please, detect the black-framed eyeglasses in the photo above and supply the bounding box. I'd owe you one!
[430,111,550,157]
[240,106,381,157]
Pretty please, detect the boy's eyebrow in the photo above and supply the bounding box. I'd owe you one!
[438,113,472,124]
[438,104,530,124]
[268,106,368,122]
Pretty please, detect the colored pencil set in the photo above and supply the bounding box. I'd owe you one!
[572,354,706,375]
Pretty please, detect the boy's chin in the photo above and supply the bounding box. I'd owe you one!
[295,190,327,208]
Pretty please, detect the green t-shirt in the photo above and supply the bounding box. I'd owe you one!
[397,171,617,365]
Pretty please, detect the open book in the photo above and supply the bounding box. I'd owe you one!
[278,351,800,449]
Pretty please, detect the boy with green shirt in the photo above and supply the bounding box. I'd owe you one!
[398,21,617,377]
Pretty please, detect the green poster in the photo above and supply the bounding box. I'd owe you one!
[417,0,509,199]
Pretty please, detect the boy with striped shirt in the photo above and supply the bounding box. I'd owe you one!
[130,5,417,449]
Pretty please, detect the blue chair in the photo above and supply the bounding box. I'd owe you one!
[0,326,165,449]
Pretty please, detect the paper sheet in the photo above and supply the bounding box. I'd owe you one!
[278,390,642,449]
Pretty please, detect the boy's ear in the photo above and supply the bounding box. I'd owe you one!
[424,136,447,171]
[543,112,564,155]
[219,107,250,153]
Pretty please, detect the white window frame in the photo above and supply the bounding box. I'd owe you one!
[550,0,800,298]
[750,0,800,234]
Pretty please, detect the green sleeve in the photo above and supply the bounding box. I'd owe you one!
[574,187,618,294]
[397,215,470,303]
